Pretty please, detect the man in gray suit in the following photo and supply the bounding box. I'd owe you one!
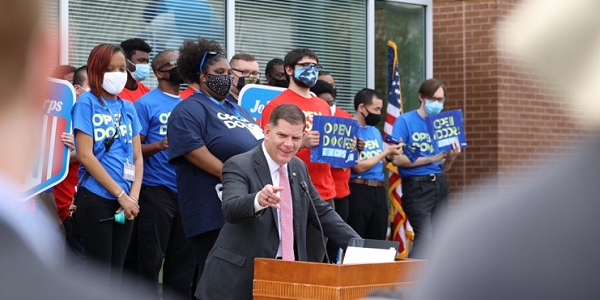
[197,104,360,300]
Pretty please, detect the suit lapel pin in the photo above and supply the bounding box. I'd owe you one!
[292,172,296,176]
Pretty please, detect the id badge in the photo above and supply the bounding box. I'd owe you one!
[123,161,135,181]
[247,123,265,140]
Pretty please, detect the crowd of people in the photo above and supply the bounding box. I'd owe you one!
[42,36,461,300]
[4,1,600,300]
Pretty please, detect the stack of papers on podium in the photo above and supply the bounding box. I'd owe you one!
[342,238,400,264]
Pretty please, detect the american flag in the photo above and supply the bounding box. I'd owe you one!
[385,40,413,258]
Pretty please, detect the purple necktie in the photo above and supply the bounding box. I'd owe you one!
[278,165,295,261]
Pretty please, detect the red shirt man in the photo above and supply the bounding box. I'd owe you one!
[119,82,150,102]
[118,38,153,102]
[261,49,335,201]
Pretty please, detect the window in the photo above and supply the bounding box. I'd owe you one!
[375,1,428,113]
[68,0,226,89]
[235,0,367,112]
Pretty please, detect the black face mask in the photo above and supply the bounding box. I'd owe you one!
[206,74,232,97]
[236,76,260,91]
[165,67,184,85]
[361,108,381,126]
[273,79,289,88]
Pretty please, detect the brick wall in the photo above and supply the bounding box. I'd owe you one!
[432,0,591,205]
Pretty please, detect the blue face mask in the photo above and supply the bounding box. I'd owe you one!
[294,65,319,87]
[424,100,444,115]
[129,63,150,82]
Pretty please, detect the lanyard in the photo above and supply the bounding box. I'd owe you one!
[195,91,245,120]
[102,98,130,160]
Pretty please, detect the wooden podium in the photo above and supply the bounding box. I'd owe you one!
[253,258,427,300]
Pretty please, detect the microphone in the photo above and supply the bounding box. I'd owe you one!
[300,181,331,264]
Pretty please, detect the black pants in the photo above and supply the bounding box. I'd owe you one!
[326,196,349,262]
[74,187,134,287]
[401,176,449,259]
[136,186,196,300]
[347,184,388,240]
[122,216,139,279]
[190,228,220,299]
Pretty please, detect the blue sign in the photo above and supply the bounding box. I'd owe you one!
[238,84,285,123]
[20,79,76,200]
[425,109,467,153]
[310,116,359,168]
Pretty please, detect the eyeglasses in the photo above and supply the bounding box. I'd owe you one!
[427,97,447,102]
[295,62,322,71]
[157,60,178,72]
[231,68,261,78]
[198,51,221,74]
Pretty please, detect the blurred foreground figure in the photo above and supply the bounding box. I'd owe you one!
[0,0,152,298]
[412,1,600,299]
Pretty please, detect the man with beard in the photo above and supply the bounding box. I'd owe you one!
[261,48,335,262]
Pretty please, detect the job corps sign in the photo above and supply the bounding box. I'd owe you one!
[20,79,75,200]
[310,115,358,168]
[238,84,285,123]
[425,109,467,153]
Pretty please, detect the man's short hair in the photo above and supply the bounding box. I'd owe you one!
[269,104,306,129]
[231,53,256,63]
[318,70,331,77]
[119,38,152,59]
[265,58,284,76]
[73,65,87,86]
[418,78,446,99]
[353,88,382,110]
[310,80,335,98]
[151,49,176,72]
[283,48,319,80]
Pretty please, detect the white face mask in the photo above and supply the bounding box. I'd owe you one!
[102,71,128,95]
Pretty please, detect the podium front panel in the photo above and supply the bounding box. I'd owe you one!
[253,258,426,300]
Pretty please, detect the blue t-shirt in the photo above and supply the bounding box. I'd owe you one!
[391,110,442,178]
[351,125,385,181]
[72,92,142,199]
[168,92,263,238]
[134,89,180,193]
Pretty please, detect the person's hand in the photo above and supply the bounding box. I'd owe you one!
[257,184,284,209]
[301,131,320,149]
[61,132,75,151]
[357,138,366,152]
[386,143,404,156]
[431,152,449,163]
[349,136,357,151]
[68,204,77,217]
[157,136,169,151]
[117,193,139,220]
[447,139,462,160]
